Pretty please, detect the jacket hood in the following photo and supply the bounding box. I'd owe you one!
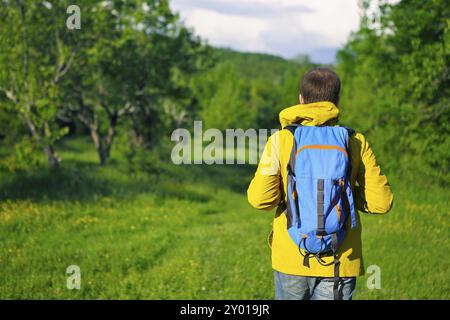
[279,101,339,128]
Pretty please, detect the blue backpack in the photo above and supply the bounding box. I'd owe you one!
[284,125,357,299]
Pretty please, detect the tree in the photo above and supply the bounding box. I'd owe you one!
[60,0,211,164]
[0,1,79,168]
[337,0,450,184]
[192,49,314,131]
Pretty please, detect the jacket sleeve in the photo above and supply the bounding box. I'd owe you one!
[352,133,394,214]
[247,132,282,211]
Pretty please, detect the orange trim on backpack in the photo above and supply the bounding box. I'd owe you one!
[335,204,341,221]
[296,145,348,157]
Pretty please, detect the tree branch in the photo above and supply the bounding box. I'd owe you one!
[54,52,75,83]
[117,102,135,117]
[100,101,113,118]
[0,86,19,104]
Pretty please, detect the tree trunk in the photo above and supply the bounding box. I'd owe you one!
[88,115,117,165]
[96,136,112,166]
[24,115,60,169]
[43,144,60,169]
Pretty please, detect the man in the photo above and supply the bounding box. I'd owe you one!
[247,68,393,300]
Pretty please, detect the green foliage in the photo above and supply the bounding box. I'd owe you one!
[65,0,212,162]
[192,49,314,130]
[0,1,79,167]
[337,0,449,184]
[0,1,212,165]
[0,137,42,172]
[115,128,165,176]
[194,61,254,129]
[0,100,24,144]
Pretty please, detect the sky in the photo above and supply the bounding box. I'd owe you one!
[169,0,362,64]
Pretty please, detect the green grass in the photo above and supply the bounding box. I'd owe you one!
[0,138,448,299]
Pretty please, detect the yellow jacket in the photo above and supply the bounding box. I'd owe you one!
[247,101,393,277]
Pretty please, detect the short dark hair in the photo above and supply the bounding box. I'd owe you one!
[300,68,341,105]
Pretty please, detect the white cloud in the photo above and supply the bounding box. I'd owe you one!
[182,9,270,53]
[170,0,363,63]
[172,0,313,17]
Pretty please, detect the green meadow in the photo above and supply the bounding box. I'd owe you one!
[0,138,448,299]
[0,0,448,300]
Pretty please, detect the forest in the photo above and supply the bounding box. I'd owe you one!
[0,0,448,299]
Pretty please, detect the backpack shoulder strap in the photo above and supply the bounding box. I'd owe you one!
[282,124,300,229]
[283,124,300,136]
[339,125,355,162]
[340,125,356,136]
[283,125,300,174]
[340,125,357,230]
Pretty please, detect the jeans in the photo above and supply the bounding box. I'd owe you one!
[274,270,356,300]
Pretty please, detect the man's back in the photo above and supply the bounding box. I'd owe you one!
[247,101,393,278]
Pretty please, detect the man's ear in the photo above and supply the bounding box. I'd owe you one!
[299,94,304,104]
